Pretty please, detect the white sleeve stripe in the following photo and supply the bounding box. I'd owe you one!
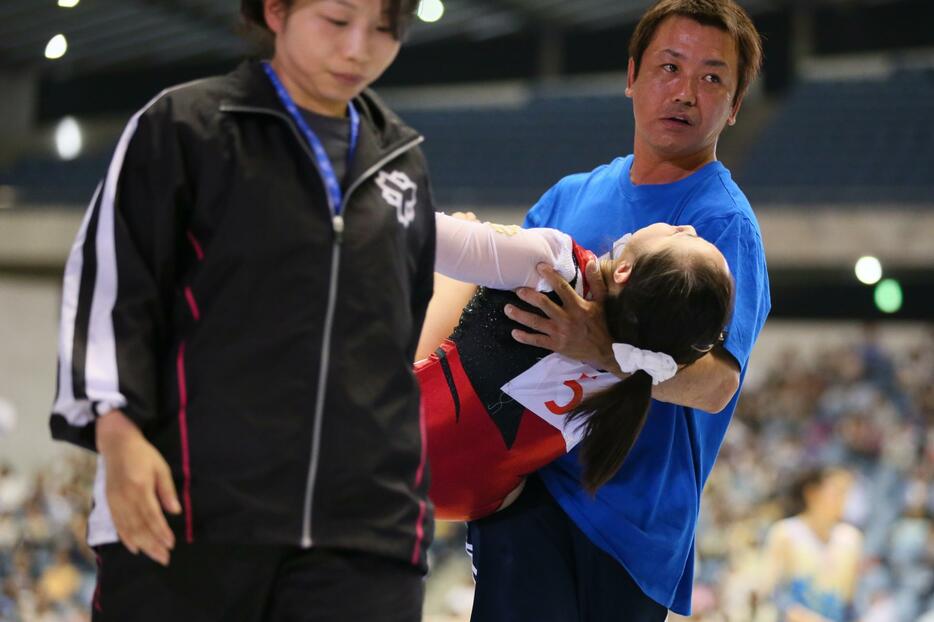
[52,183,100,425]
[53,80,204,427]
[81,105,146,410]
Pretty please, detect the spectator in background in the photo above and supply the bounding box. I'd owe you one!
[0,454,98,622]
[37,547,82,607]
[0,578,17,621]
[759,467,863,622]
[0,462,29,514]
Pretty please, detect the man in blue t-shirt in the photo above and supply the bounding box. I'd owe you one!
[466,1,771,620]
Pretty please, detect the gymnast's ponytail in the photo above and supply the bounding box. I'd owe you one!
[567,248,734,494]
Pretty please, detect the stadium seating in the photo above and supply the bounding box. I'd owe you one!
[2,69,933,208]
[739,69,934,204]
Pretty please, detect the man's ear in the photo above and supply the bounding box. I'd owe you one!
[727,91,745,127]
[625,57,636,98]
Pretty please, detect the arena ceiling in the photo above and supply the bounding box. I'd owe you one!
[0,0,786,77]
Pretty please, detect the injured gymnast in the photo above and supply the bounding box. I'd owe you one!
[418,213,734,520]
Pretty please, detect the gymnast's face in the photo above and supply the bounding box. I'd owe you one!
[265,0,402,117]
[628,222,724,264]
[609,222,728,291]
[626,16,743,165]
[805,470,853,523]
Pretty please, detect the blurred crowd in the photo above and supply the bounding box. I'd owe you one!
[0,452,97,622]
[1,326,932,621]
[689,326,934,622]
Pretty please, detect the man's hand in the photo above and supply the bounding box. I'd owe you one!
[506,260,622,374]
[96,410,181,566]
[506,259,741,412]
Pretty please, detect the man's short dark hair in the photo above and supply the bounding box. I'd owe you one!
[629,0,763,103]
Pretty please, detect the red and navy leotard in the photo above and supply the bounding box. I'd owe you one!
[419,241,619,521]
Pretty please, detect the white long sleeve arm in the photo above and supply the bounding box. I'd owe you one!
[435,213,576,291]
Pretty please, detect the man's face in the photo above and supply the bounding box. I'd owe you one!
[627,16,742,163]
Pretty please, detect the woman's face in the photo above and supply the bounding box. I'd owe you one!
[267,0,402,116]
[805,470,853,523]
[626,222,726,268]
[608,222,728,294]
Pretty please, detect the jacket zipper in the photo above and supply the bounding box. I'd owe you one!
[300,135,425,548]
[220,103,424,547]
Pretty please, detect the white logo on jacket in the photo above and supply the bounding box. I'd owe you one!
[375,170,417,227]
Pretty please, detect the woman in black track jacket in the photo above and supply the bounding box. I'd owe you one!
[49,1,435,619]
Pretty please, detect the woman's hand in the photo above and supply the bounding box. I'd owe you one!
[96,410,181,566]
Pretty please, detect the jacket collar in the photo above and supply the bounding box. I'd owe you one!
[219,61,422,165]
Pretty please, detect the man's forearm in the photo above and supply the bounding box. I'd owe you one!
[651,348,740,413]
[506,263,742,412]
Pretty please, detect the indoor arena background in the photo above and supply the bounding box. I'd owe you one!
[0,0,932,620]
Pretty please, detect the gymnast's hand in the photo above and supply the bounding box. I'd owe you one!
[506,260,622,375]
[96,410,181,566]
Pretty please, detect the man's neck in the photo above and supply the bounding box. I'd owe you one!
[629,145,717,186]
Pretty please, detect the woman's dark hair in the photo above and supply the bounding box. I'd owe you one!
[568,248,734,493]
[787,467,827,517]
[785,466,849,517]
[241,0,419,49]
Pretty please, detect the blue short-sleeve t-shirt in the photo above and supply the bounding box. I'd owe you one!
[527,155,771,615]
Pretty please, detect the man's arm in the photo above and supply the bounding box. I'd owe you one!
[507,262,740,413]
[652,347,739,413]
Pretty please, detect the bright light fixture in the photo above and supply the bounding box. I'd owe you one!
[854,256,882,285]
[874,279,903,314]
[417,0,444,23]
[0,397,17,437]
[55,117,83,160]
[58,0,80,7]
[45,34,68,60]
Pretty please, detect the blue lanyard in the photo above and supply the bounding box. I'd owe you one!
[262,61,360,216]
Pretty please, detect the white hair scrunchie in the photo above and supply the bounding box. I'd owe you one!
[612,343,678,386]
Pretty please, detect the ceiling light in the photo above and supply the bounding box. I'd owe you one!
[45,34,68,60]
[417,0,444,23]
[854,256,882,285]
[55,117,83,160]
[58,0,80,7]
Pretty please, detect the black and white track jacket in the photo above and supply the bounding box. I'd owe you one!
[50,61,436,569]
